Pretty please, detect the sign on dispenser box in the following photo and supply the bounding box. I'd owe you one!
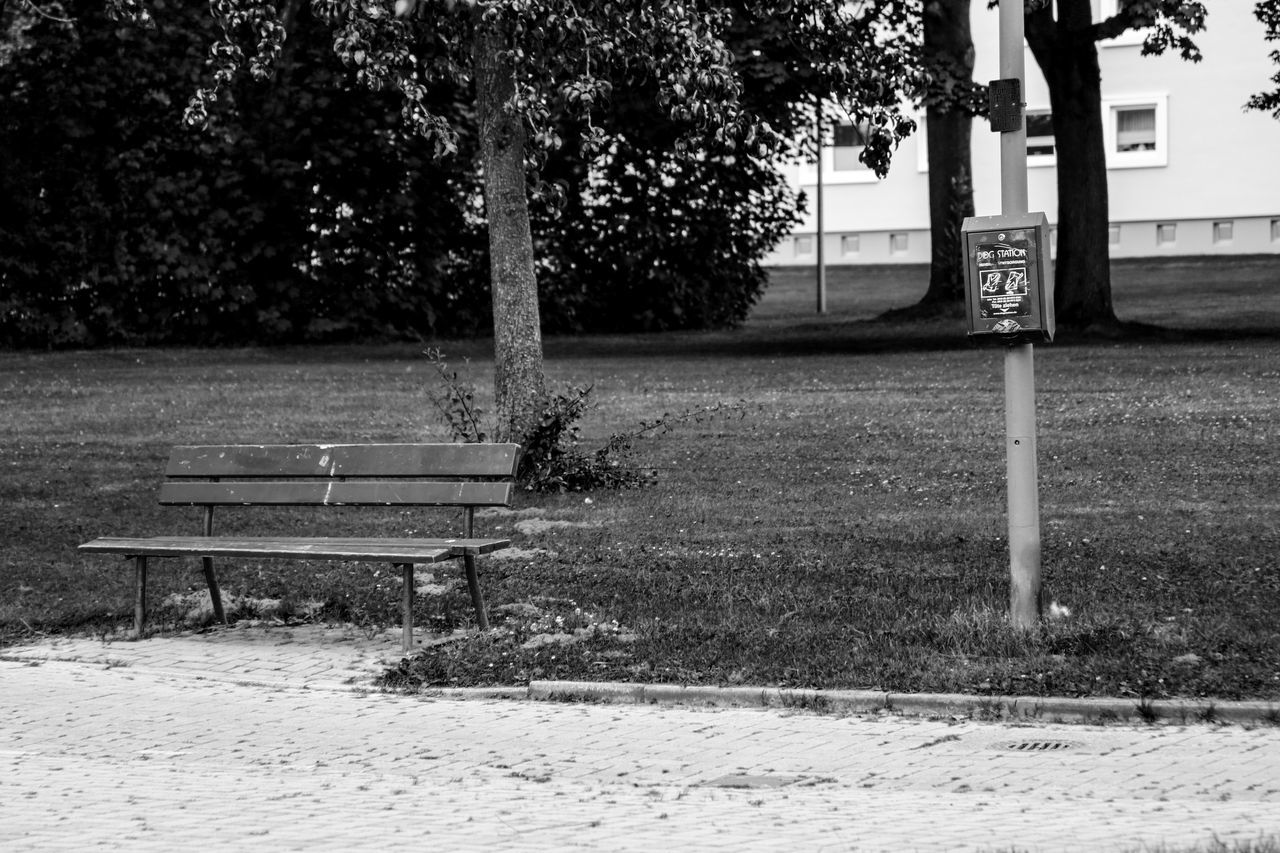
[961,212,1055,344]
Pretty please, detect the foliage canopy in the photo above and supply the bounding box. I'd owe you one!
[3,0,928,348]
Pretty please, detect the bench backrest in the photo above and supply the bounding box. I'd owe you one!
[159,444,521,508]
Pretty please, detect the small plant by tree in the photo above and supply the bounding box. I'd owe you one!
[425,349,748,492]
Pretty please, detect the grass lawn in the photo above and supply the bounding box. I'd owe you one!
[2,256,1278,701]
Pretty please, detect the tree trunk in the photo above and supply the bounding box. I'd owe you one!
[918,0,976,310]
[472,19,546,440]
[1026,0,1118,330]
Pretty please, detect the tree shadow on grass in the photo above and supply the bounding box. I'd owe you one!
[299,256,1280,363]
[543,312,1280,362]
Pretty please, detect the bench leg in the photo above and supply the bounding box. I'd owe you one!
[464,555,489,631]
[200,508,227,625]
[201,556,227,625]
[134,555,148,638]
[397,563,414,654]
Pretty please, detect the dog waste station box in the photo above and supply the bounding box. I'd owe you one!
[961,212,1055,344]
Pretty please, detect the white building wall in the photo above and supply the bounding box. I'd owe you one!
[767,1,1280,265]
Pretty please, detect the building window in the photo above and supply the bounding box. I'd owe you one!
[1213,221,1234,244]
[832,121,871,171]
[794,235,813,256]
[889,233,909,254]
[1157,223,1176,246]
[1272,219,1280,243]
[1104,95,1168,168]
[841,234,861,256]
[1115,107,1157,152]
[1108,224,1122,245]
[1026,111,1055,157]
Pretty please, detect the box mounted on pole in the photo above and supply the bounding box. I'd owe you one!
[988,78,1024,133]
[961,212,1055,345]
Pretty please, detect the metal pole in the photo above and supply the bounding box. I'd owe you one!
[1005,343,1041,626]
[815,101,827,314]
[1000,0,1042,627]
[999,2,1028,216]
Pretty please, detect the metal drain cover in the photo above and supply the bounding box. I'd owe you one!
[998,739,1080,752]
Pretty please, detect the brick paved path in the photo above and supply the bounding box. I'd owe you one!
[3,628,1278,852]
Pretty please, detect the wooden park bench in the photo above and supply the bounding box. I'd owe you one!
[79,443,521,652]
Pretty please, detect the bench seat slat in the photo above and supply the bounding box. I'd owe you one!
[117,536,514,556]
[78,536,510,563]
[166,443,521,479]
[159,481,512,507]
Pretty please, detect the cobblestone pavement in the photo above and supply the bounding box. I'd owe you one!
[3,626,1279,852]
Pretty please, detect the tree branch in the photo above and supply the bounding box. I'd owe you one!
[1086,1,1206,60]
[1091,13,1131,43]
[20,0,73,24]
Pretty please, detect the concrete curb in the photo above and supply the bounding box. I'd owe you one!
[7,647,1277,725]
[527,679,1280,725]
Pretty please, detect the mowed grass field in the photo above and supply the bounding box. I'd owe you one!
[2,255,1277,701]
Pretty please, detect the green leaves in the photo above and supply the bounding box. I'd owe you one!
[1248,0,1280,117]
[1,0,482,347]
[105,0,156,29]
[176,0,921,179]
[1091,0,1207,62]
